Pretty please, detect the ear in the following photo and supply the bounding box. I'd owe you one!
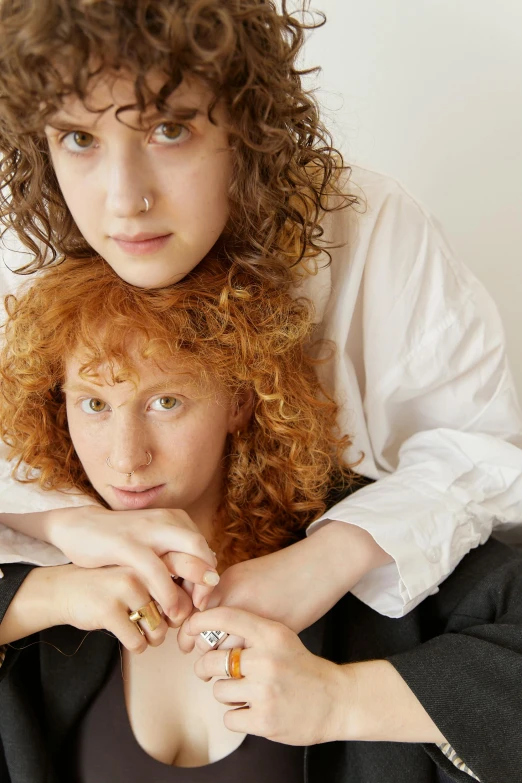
[228,389,254,433]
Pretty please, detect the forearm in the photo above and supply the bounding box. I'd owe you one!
[334,658,446,744]
[310,519,392,592]
[204,520,394,638]
[0,509,60,544]
[0,564,70,645]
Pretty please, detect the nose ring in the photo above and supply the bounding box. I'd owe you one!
[106,450,152,478]
[141,196,150,213]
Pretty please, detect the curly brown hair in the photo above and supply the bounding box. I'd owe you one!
[0,255,356,569]
[0,0,356,281]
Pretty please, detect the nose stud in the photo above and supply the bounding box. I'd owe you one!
[141,196,150,213]
[106,450,152,478]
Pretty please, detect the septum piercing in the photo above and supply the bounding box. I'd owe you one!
[142,196,150,213]
[106,450,152,478]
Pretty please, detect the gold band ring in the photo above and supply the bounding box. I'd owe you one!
[128,600,162,634]
[225,647,244,679]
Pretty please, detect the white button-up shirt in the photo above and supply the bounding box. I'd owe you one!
[1,165,521,617]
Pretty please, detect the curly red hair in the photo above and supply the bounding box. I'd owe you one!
[0,256,356,568]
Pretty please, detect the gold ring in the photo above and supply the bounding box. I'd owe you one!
[225,647,244,679]
[128,600,162,633]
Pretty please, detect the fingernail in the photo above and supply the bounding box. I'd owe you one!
[198,596,209,612]
[203,570,220,586]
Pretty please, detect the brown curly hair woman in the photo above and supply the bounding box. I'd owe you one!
[0,0,351,281]
[0,8,518,766]
[0,0,397,668]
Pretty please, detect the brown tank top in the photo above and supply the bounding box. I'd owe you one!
[72,656,304,782]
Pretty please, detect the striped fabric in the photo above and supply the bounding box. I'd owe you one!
[438,742,481,780]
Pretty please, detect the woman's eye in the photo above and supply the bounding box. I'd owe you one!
[150,396,180,411]
[151,122,190,145]
[61,131,95,153]
[80,398,108,414]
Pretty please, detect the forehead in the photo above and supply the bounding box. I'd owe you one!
[64,349,199,394]
[47,71,214,126]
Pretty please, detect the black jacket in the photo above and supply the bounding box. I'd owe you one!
[1,539,522,783]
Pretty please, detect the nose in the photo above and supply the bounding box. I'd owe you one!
[106,415,152,478]
[105,145,152,219]
[106,451,152,478]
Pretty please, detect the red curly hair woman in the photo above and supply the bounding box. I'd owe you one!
[0,257,521,782]
[0,0,518,635]
[0,7,520,778]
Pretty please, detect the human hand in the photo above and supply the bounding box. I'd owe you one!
[179,522,388,654]
[56,562,191,653]
[187,606,347,745]
[46,506,219,623]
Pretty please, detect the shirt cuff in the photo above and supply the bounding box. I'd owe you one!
[306,476,490,618]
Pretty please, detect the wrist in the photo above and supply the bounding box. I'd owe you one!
[46,505,104,554]
[0,510,55,544]
[0,508,79,550]
[26,564,78,627]
[324,661,359,742]
[335,659,447,744]
[310,520,392,590]
[44,506,74,549]
[334,661,384,741]
[0,564,76,645]
[45,563,79,625]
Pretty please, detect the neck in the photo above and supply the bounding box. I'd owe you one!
[183,484,223,545]
[186,504,217,543]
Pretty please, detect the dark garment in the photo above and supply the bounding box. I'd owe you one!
[1,539,522,783]
[73,653,304,782]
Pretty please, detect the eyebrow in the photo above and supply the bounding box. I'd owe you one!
[47,104,203,132]
[140,378,194,396]
[62,377,194,397]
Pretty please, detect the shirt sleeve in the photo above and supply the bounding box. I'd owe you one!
[387,553,522,783]
[0,443,100,566]
[0,241,101,567]
[309,429,522,617]
[308,172,522,617]
[0,563,36,680]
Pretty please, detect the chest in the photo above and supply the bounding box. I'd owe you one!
[122,631,245,767]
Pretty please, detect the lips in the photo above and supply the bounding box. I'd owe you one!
[111,484,165,510]
[111,233,172,256]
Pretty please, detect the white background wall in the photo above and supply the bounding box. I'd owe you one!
[299,0,522,398]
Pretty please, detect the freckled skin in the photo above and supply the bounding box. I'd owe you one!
[64,351,246,538]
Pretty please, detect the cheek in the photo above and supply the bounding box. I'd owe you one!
[206,150,232,205]
[164,415,230,473]
[175,151,231,221]
[66,410,100,469]
[52,163,98,232]
[51,158,74,202]
[55,184,85,233]
[69,431,97,470]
